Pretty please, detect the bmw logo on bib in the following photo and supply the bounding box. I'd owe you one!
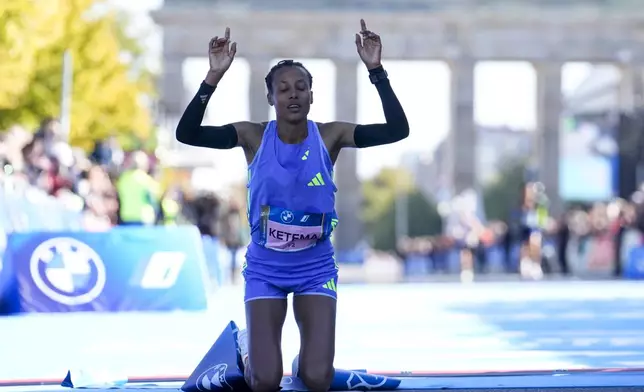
[29,237,106,306]
[280,210,294,224]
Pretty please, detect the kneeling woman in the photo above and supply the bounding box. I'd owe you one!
[176,20,409,392]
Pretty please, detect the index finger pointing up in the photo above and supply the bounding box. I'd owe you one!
[225,27,230,40]
[360,19,367,32]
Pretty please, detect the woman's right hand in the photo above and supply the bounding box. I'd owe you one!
[208,27,237,76]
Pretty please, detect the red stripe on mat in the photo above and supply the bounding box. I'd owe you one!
[1,368,643,387]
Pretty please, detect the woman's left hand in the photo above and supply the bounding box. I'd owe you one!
[355,19,382,70]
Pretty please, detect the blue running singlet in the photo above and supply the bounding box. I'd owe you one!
[243,120,339,286]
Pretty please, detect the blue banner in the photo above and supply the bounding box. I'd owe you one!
[625,245,644,280]
[560,117,618,202]
[1,226,211,313]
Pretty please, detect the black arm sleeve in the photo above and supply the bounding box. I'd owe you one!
[353,68,409,148]
[175,81,239,149]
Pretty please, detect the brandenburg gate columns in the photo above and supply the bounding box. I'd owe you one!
[333,60,363,253]
[247,58,271,122]
[619,65,644,111]
[152,0,644,248]
[160,37,187,130]
[535,62,563,217]
[448,58,477,194]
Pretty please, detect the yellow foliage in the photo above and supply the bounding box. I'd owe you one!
[0,0,64,105]
[0,0,153,150]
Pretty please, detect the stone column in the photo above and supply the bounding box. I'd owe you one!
[448,58,476,195]
[619,66,644,111]
[247,58,270,122]
[333,60,362,256]
[160,55,186,150]
[535,62,563,217]
[619,67,644,186]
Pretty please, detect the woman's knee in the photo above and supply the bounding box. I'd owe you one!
[248,367,282,392]
[245,298,288,392]
[299,361,334,392]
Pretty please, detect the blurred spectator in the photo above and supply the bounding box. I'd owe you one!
[79,165,119,230]
[160,186,183,225]
[21,138,49,186]
[91,135,124,170]
[34,117,62,156]
[444,190,486,282]
[516,182,549,280]
[557,210,572,275]
[220,199,247,283]
[184,192,221,238]
[116,150,160,225]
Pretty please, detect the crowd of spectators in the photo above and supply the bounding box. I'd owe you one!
[0,118,124,231]
[0,117,242,249]
[3,117,642,282]
[397,192,644,281]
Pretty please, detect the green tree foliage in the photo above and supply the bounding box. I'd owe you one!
[482,158,528,222]
[362,168,442,250]
[0,0,152,150]
[362,167,415,223]
[370,190,443,251]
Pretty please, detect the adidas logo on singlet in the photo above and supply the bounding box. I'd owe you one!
[307,172,325,187]
[301,149,309,160]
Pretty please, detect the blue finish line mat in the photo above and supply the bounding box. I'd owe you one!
[47,321,643,391]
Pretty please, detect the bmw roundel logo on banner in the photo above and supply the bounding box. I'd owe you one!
[29,237,106,306]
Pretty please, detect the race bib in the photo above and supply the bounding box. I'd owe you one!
[259,206,336,252]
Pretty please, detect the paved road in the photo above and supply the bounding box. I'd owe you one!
[1,281,643,383]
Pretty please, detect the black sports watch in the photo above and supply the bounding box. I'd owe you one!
[368,66,388,84]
